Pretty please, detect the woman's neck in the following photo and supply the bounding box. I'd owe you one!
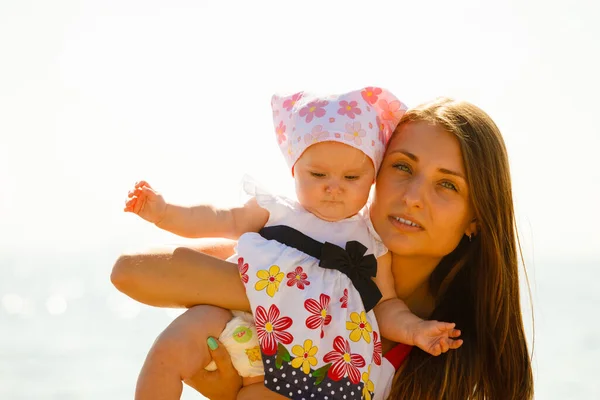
[391,253,440,318]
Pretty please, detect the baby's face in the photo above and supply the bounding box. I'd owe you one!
[293,141,375,222]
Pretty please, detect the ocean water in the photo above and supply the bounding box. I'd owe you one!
[0,249,598,399]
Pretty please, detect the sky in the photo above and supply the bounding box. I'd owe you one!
[0,0,599,263]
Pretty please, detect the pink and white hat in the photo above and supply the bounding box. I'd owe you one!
[271,87,407,173]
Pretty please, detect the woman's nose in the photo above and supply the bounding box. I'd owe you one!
[403,177,425,208]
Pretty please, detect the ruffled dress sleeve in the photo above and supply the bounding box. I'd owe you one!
[240,174,296,227]
[361,205,388,258]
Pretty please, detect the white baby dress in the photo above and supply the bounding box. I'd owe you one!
[232,179,389,400]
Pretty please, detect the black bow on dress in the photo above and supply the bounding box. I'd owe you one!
[319,241,382,312]
[258,225,382,312]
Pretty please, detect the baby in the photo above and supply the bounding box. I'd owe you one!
[125,87,462,399]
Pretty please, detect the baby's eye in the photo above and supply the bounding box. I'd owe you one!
[345,175,359,180]
[441,181,458,191]
[392,163,411,173]
[311,172,326,178]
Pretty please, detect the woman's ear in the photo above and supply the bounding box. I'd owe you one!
[465,218,478,238]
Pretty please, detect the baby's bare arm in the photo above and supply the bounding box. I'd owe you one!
[157,198,269,239]
[372,253,461,355]
[373,252,423,344]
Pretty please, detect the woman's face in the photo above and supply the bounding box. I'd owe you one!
[370,121,477,258]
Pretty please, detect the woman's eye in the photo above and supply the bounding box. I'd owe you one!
[392,163,411,173]
[345,175,359,180]
[310,172,325,178]
[441,181,458,191]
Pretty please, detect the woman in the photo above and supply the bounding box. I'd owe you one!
[112,97,534,399]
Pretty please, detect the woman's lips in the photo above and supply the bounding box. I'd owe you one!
[388,215,424,232]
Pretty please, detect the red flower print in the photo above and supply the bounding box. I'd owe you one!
[337,100,362,119]
[286,266,310,289]
[340,288,348,308]
[237,257,249,285]
[255,304,293,356]
[275,121,287,144]
[305,294,332,339]
[373,331,382,366]
[323,336,366,384]
[283,92,302,111]
[361,87,382,105]
[299,100,328,123]
[378,98,406,123]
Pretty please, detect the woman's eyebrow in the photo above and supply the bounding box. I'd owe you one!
[389,149,418,161]
[438,168,465,180]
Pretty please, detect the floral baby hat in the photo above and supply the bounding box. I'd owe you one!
[271,87,407,173]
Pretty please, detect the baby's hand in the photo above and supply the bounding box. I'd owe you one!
[412,320,463,356]
[124,180,167,224]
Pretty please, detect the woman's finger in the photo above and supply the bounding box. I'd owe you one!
[206,337,237,377]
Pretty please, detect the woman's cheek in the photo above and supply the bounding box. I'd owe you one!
[430,203,464,253]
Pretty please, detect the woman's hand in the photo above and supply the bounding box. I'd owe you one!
[184,337,242,400]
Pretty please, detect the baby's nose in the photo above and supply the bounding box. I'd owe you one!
[325,182,342,195]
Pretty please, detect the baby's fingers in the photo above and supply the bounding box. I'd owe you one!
[135,180,152,189]
[124,196,137,211]
[449,338,463,350]
[449,329,461,338]
[439,322,456,332]
[127,188,141,198]
[438,338,450,354]
[132,195,146,214]
[140,186,159,201]
[429,343,442,356]
[124,196,143,213]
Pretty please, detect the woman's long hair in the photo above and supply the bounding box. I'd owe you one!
[388,98,533,399]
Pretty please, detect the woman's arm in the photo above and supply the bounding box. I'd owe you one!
[111,238,250,311]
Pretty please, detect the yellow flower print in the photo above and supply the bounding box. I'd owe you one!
[291,339,318,374]
[362,365,375,400]
[346,311,372,343]
[255,265,285,297]
[245,346,262,364]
